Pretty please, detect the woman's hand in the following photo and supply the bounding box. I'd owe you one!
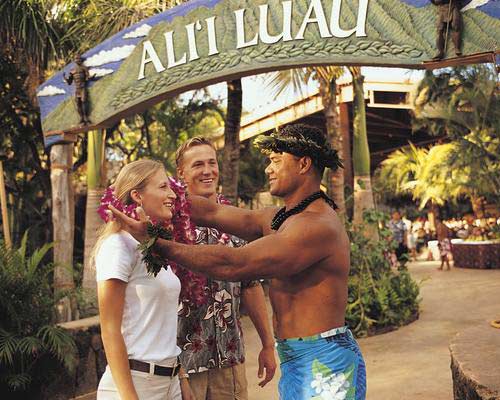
[108,205,149,242]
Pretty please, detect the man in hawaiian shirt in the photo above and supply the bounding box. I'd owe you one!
[175,137,276,400]
[388,210,408,261]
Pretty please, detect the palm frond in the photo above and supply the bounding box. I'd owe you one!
[16,230,29,265]
[3,372,32,391]
[26,242,53,278]
[65,0,166,53]
[266,68,310,100]
[0,329,18,366]
[0,0,64,67]
[17,336,44,357]
[38,326,77,370]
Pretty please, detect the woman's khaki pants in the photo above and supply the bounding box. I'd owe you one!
[97,365,182,400]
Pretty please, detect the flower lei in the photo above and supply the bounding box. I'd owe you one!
[96,178,208,307]
[97,186,138,222]
[176,193,233,310]
[213,194,232,245]
[168,178,208,307]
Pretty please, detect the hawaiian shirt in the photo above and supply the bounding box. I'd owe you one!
[177,226,259,373]
[388,219,407,244]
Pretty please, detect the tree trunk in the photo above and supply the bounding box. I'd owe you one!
[0,160,12,249]
[471,196,485,219]
[221,79,242,204]
[339,102,353,219]
[349,68,376,228]
[427,201,439,232]
[50,143,76,322]
[83,130,106,296]
[319,77,345,218]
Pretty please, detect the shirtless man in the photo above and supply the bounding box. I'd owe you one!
[111,124,366,399]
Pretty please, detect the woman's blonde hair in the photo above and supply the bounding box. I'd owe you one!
[92,159,165,262]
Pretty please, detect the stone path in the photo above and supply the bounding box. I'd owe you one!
[242,261,500,400]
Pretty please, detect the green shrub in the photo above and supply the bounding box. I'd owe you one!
[346,210,420,337]
[0,233,76,398]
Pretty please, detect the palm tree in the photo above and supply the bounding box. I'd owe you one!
[413,66,500,205]
[267,66,346,215]
[221,79,243,204]
[0,0,67,103]
[348,67,376,227]
[376,143,426,198]
[65,0,167,52]
[375,143,440,228]
[375,141,494,225]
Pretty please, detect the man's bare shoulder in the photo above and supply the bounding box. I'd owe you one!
[282,209,342,238]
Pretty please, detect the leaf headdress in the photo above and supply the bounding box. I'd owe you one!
[254,124,343,171]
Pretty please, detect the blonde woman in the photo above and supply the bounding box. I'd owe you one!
[94,160,192,400]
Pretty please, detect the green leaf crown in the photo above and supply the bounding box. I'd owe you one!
[254,124,343,171]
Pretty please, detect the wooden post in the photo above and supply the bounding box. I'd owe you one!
[0,160,12,249]
[50,143,76,322]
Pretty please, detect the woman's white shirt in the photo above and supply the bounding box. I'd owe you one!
[96,231,181,366]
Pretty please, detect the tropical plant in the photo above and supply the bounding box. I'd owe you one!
[0,0,82,318]
[375,142,453,227]
[105,93,224,170]
[0,0,71,101]
[376,138,498,225]
[64,0,174,54]
[413,65,500,204]
[266,66,346,214]
[346,210,420,337]
[0,48,52,250]
[0,234,76,396]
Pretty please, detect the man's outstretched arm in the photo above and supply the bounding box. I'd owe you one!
[155,216,333,281]
[189,195,275,242]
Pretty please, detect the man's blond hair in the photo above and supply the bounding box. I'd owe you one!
[175,136,216,167]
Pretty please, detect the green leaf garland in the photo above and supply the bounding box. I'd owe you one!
[137,222,173,277]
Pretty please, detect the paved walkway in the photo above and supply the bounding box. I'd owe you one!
[242,261,500,400]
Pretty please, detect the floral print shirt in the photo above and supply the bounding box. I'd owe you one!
[177,226,259,373]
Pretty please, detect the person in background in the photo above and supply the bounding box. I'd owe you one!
[436,218,452,271]
[407,221,418,261]
[388,211,408,261]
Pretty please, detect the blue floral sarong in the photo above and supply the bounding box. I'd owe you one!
[276,326,366,400]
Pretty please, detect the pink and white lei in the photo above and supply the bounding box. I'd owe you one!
[97,178,209,306]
